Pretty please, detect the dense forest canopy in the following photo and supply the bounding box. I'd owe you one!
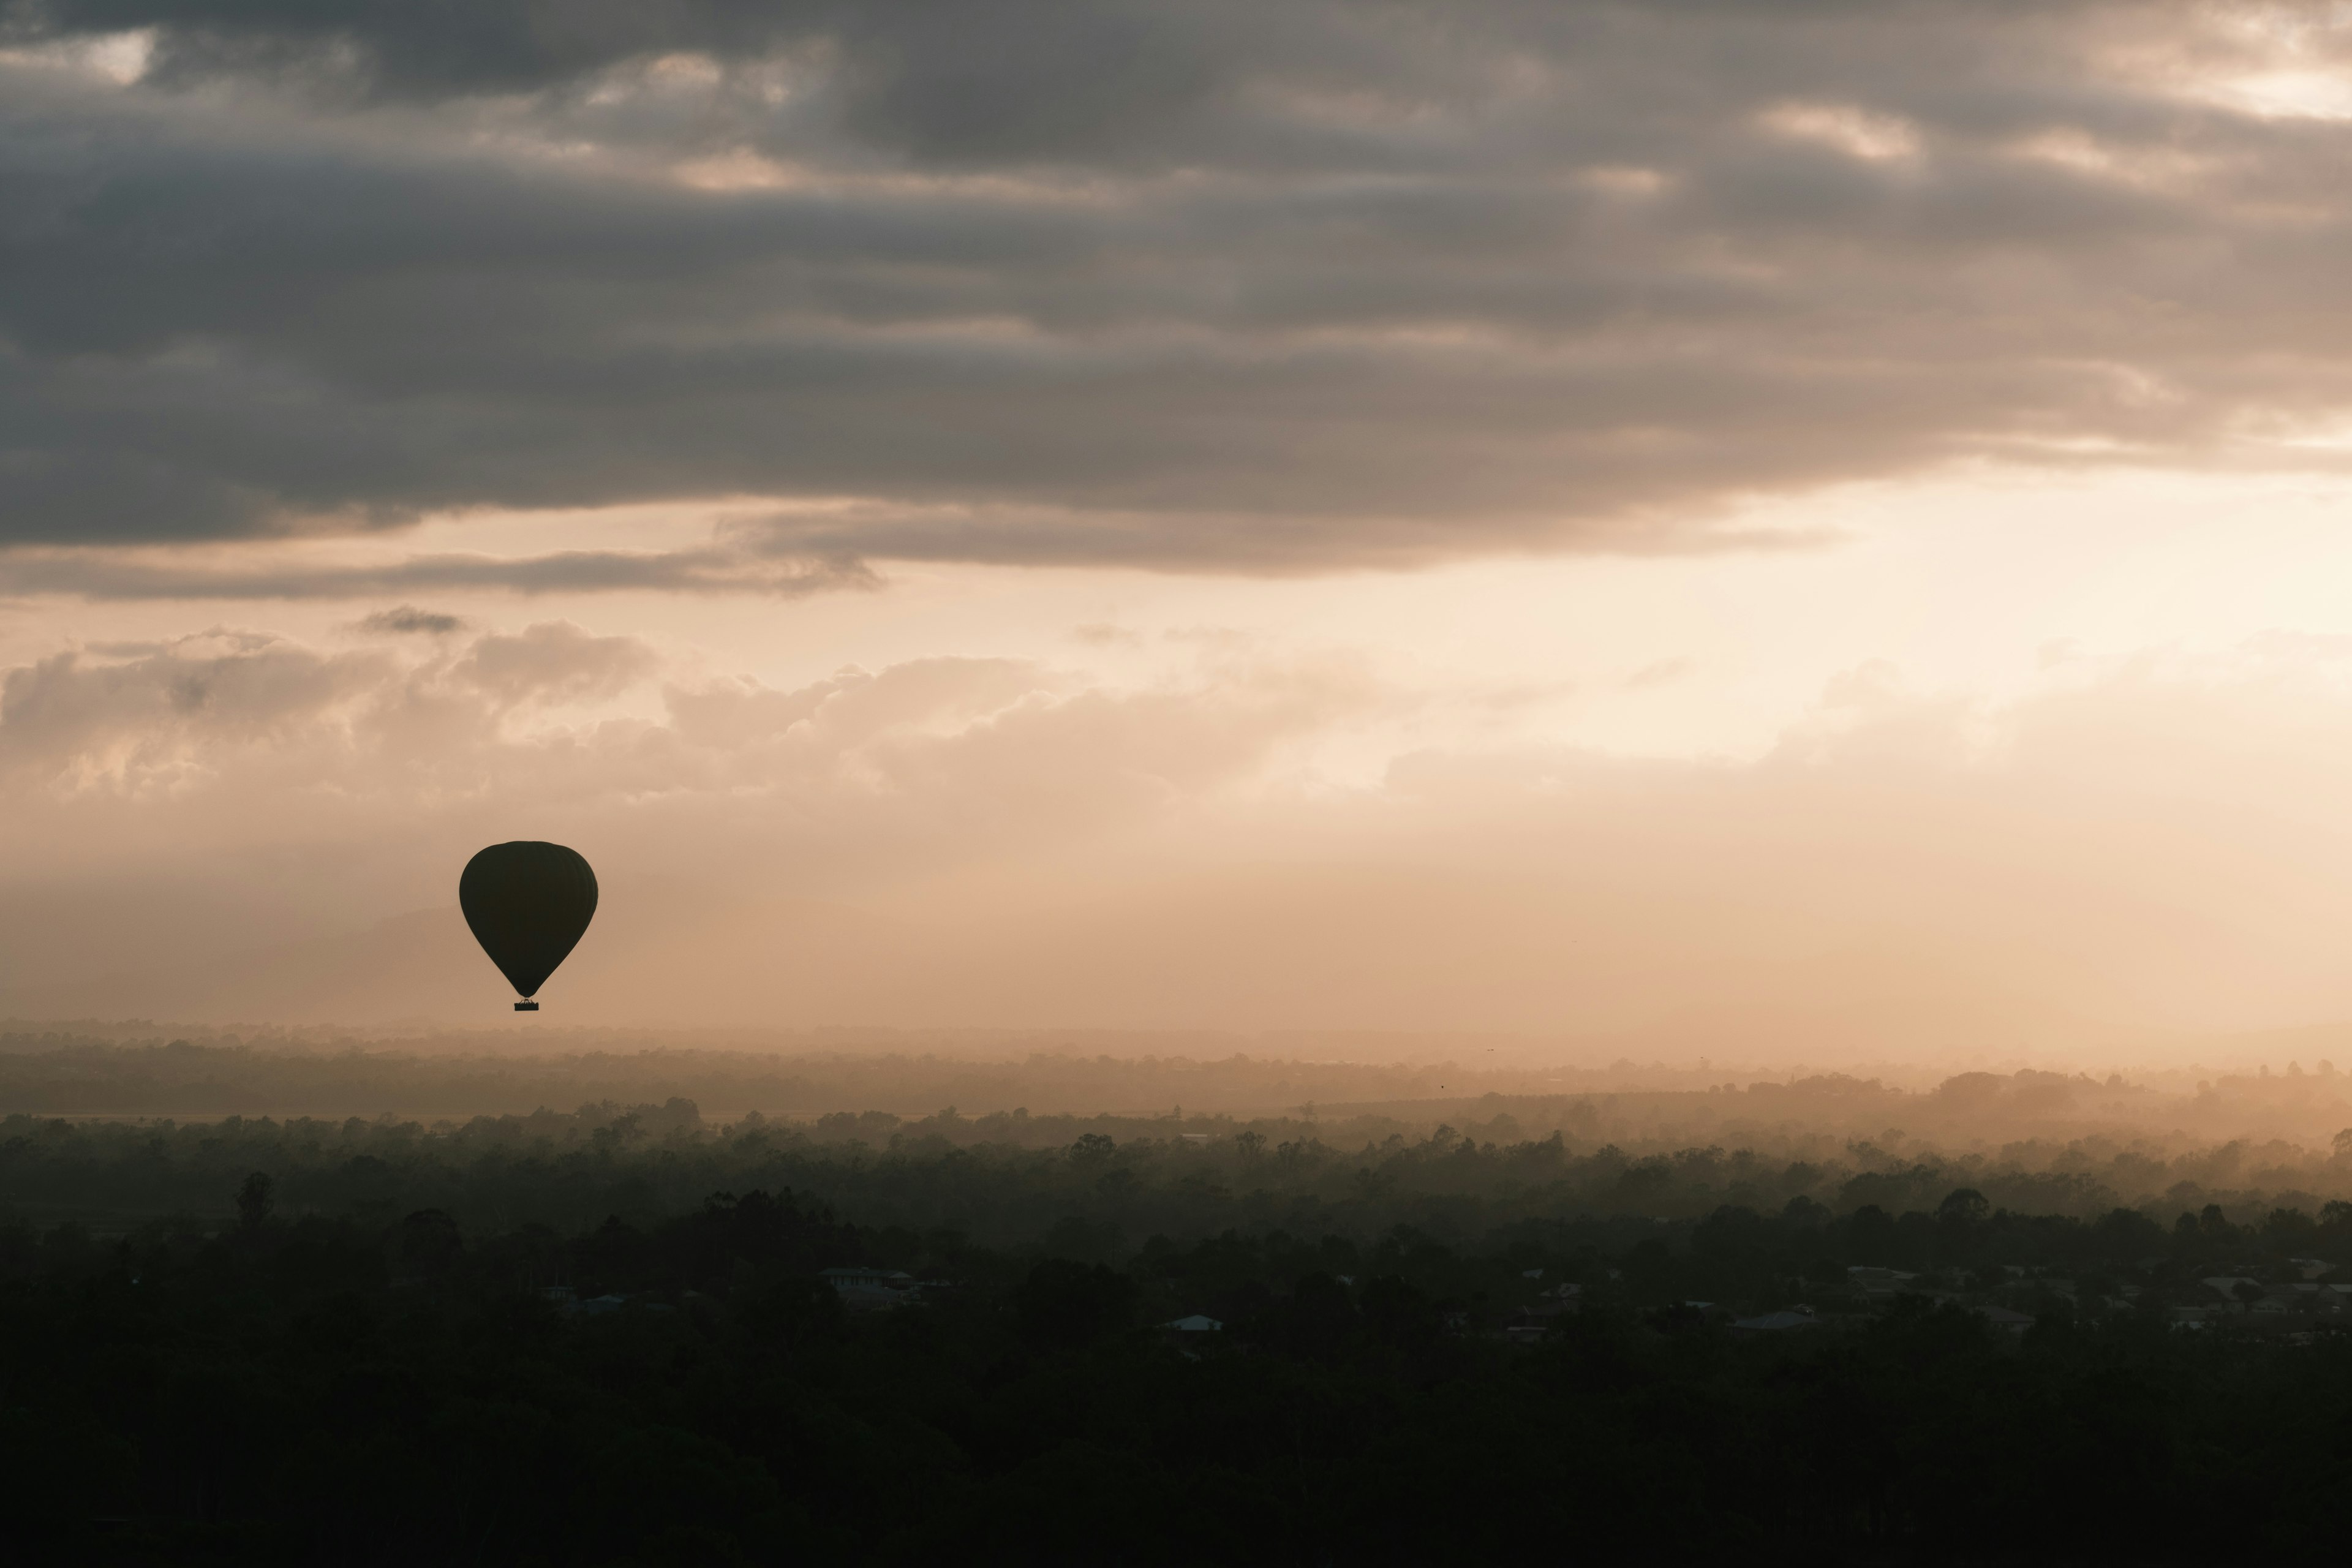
[8,1095,2352,1243]
[11,1036,2352,1559]
[9,1116,2352,1560]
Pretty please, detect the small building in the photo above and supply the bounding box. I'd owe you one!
[1846,1266,1920,1299]
[821,1265,914,1291]
[1162,1314,1223,1332]
[1975,1305,2034,1335]
[2271,1282,2340,1312]
[1732,1308,1820,1337]
[821,1266,917,1310]
[2200,1276,2263,1310]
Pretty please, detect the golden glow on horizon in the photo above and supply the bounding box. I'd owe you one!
[17,462,2352,765]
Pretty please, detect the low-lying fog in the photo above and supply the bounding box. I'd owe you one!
[9,1023,2352,1223]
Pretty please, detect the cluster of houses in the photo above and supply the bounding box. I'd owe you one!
[1714,1257,2352,1338]
[2168,1259,2352,1325]
[1715,1258,2352,1338]
[1504,1281,1585,1344]
[819,1264,925,1309]
[1357,1255,2352,1346]
[539,1284,666,1317]
[538,1268,938,1317]
[579,1253,2352,1342]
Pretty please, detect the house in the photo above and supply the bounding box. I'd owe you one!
[2268,1283,2343,1313]
[1732,1307,1820,1336]
[2200,1276,2263,1310]
[1162,1314,1223,1332]
[1504,1289,1582,1342]
[821,1265,915,1290]
[1975,1306,2034,1335]
[537,1287,627,1316]
[1846,1266,1920,1300]
[821,1266,917,1309]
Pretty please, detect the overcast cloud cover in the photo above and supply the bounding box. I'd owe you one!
[12,3,2352,1045]
[9,1,2352,582]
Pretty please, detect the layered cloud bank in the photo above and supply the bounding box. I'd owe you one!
[4,609,2352,1047]
[7,2,2352,581]
[10,4,2352,1046]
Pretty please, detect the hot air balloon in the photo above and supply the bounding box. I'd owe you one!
[459,842,598,1011]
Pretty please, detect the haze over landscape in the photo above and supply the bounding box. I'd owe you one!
[18,6,2352,1558]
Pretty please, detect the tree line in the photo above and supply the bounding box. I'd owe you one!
[6,1115,2352,1560]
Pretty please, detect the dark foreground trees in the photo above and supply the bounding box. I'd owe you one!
[4,1187,2352,1565]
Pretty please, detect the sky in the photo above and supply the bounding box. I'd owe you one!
[10,1,2352,1050]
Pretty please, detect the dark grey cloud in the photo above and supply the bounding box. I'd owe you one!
[7,1,1235,135]
[4,1,2352,578]
[355,605,466,635]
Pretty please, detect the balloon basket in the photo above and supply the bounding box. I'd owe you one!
[514,1000,540,1012]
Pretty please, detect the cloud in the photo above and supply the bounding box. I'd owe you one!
[1623,657,1695,690]
[13,607,2352,1035]
[0,630,390,785]
[0,541,882,600]
[453,621,655,707]
[0,613,1376,897]
[4,2,2352,573]
[356,605,466,636]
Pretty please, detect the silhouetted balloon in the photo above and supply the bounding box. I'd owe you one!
[459,842,597,1011]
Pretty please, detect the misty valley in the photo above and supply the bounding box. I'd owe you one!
[9,1036,2352,1562]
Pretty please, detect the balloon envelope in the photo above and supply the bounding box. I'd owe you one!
[459,842,598,1005]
